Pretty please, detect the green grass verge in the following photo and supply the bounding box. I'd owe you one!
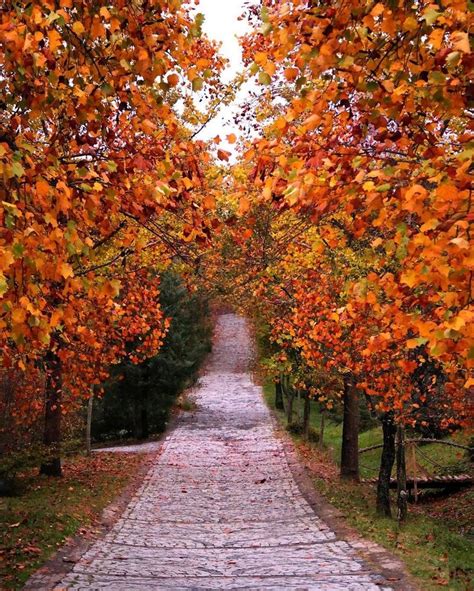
[264,385,471,479]
[263,382,474,591]
[0,452,146,590]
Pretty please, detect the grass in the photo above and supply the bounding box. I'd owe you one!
[263,382,474,591]
[264,385,471,480]
[0,452,147,590]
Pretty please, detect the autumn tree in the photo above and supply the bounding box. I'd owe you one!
[222,0,473,514]
[0,0,224,475]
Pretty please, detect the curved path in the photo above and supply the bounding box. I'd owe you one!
[56,315,392,590]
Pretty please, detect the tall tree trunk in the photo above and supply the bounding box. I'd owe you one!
[40,347,62,477]
[303,392,311,440]
[396,424,408,523]
[376,412,397,517]
[319,409,325,449]
[286,388,294,425]
[340,376,359,481]
[141,391,149,440]
[86,394,94,456]
[275,380,284,410]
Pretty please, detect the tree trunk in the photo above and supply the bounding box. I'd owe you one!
[319,409,325,449]
[340,376,359,481]
[376,413,397,517]
[141,402,149,440]
[86,394,94,456]
[40,348,62,477]
[296,388,302,422]
[286,389,294,425]
[396,424,408,523]
[303,393,311,440]
[275,380,284,410]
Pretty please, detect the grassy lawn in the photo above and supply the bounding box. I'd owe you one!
[0,452,147,590]
[263,382,474,591]
[264,385,471,480]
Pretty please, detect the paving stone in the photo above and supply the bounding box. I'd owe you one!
[54,314,392,590]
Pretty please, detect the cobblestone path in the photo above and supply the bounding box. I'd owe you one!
[57,314,392,590]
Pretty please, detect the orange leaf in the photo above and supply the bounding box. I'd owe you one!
[36,179,50,198]
[48,30,62,52]
[217,149,230,161]
[203,194,215,210]
[238,196,250,215]
[167,73,179,86]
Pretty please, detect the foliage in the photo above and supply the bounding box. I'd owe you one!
[0,0,224,472]
[91,272,211,441]
[208,0,473,436]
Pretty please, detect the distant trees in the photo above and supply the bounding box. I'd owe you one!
[91,272,212,443]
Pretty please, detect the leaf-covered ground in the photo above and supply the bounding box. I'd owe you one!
[0,452,149,590]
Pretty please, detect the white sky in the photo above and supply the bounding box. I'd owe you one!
[190,0,257,158]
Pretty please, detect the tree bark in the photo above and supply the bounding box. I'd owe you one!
[319,409,325,449]
[275,380,284,410]
[340,376,359,481]
[303,392,311,440]
[285,384,295,425]
[86,394,94,456]
[376,412,397,517]
[40,347,62,477]
[396,424,408,523]
[141,402,149,440]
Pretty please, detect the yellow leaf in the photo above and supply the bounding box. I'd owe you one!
[226,133,237,144]
[60,262,74,279]
[363,181,375,191]
[420,218,439,232]
[72,21,86,35]
[12,307,27,324]
[0,249,14,271]
[450,31,470,54]
[400,271,418,288]
[447,316,465,331]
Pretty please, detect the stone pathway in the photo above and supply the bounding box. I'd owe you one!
[54,314,393,590]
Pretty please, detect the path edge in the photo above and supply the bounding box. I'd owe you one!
[22,409,184,591]
[265,395,419,591]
